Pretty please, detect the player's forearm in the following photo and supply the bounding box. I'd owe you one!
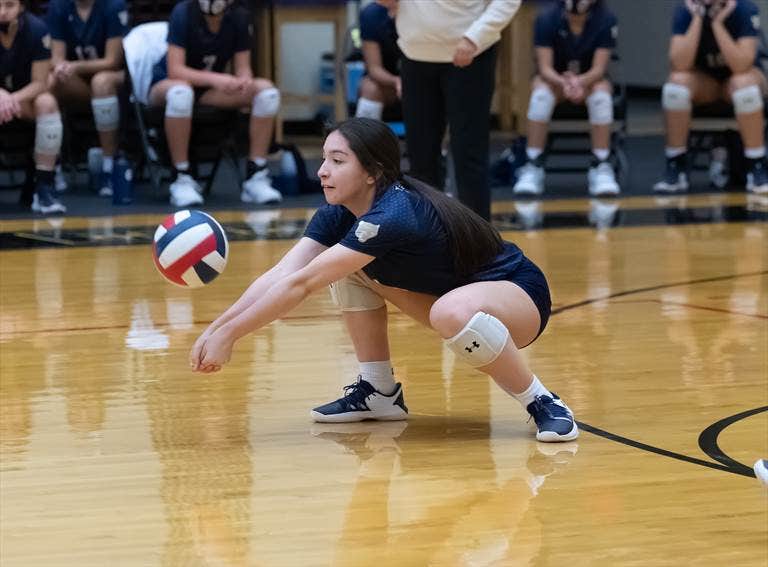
[11,82,45,105]
[72,57,120,76]
[218,275,312,342]
[539,65,565,89]
[367,65,399,89]
[206,266,286,333]
[577,66,605,88]
[670,18,703,71]
[712,23,755,74]
[168,64,221,88]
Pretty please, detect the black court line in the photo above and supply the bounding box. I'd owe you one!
[551,271,768,479]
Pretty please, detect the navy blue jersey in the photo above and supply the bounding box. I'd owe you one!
[167,0,251,73]
[47,0,128,61]
[304,184,528,296]
[672,0,761,79]
[0,12,50,92]
[359,2,401,76]
[534,3,617,75]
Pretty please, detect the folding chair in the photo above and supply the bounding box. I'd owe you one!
[123,22,245,199]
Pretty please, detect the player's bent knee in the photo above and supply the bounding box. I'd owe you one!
[527,86,556,123]
[35,112,63,156]
[732,84,763,115]
[34,92,59,115]
[329,272,385,312]
[445,311,510,368]
[165,84,194,118]
[587,89,613,125]
[662,82,691,111]
[252,87,280,117]
[91,95,120,131]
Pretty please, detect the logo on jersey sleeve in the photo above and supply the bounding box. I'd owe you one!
[611,25,618,40]
[118,10,129,26]
[752,15,760,31]
[42,34,51,50]
[355,221,380,243]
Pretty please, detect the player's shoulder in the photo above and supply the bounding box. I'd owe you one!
[24,12,49,38]
[364,184,421,230]
[361,1,388,20]
[170,0,193,19]
[735,0,760,16]
[536,3,562,27]
[595,5,618,26]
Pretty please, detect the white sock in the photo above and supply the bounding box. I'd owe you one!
[592,148,610,161]
[252,157,268,167]
[512,375,552,408]
[665,147,687,158]
[175,161,190,172]
[355,97,384,120]
[526,147,543,161]
[102,156,113,173]
[359,361,396,395]
[745,146,766,159]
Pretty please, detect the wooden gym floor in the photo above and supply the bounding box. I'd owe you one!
[0,193,766,566]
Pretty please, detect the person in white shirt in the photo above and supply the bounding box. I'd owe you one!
[378,0,520,221]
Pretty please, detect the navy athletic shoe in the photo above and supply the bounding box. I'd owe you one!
[526,393,579,442]
[31,182,66,215]
[747,158,768,195]
[311,378,408,423]
[653,156,689,193]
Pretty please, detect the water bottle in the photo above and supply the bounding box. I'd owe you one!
[87,147,103,193]
[275,149,299,196]
[112,155,134,205]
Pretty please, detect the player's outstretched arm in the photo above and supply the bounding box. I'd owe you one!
[190,244,373,372]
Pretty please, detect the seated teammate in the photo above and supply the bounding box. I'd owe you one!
[514,0,620,197]
[654,0,767,195]
[354,0,401,121]
[0,0,66,214]
[148,0,282,207]
[47,0,128,197]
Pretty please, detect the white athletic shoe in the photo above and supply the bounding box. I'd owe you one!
[588,161,620,196]
[311,378,408,423]
[169,174,204,207]
[513,162,545,195]
[754,459,768,485]
[242,169,283,204]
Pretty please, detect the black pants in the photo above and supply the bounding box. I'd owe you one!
[401,45,498,220]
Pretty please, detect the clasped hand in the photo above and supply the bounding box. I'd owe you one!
[189,327,234,373]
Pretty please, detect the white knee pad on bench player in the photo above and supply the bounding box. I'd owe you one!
[527,86,556,123]
[252,87,280,117]
[662,82,691,111]
[587,89,613,125]
[165,84,194,118]
[732,85,764,114]
[329,272,385,312]
[445,311,509,368]
[35,112,63,155]
[91,95,119,131]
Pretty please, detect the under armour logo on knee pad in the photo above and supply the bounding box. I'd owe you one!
[465,341,480,353]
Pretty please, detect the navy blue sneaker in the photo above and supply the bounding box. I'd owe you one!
[653,156,689,193]
[311,378,408,423]
[747,158,768,195]
[98,170,113,197]
[526,393,579,442]
[31,182,66,215]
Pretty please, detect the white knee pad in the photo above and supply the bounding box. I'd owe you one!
[662,82,691,111]
[527,86,556,123]
[355,97,384,120]
[732,84,764,115]
[165,84,194,118]
[587,89,613,125]
[91,95,119,131]
[329,271,385,312]
[445,311,510,368]
[252,87,280,117]
[35,112,63,156]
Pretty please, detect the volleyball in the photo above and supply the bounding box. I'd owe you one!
[152,210,229,288]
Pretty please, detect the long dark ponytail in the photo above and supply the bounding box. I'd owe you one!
[329,118,504,276]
